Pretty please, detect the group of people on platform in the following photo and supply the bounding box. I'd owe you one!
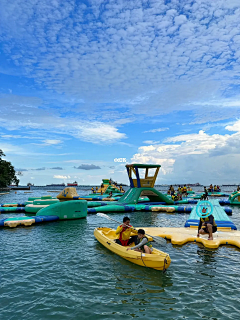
[207,184,221,192]
[167,185,190,201]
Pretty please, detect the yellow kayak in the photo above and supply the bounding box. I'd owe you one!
[94,227,171,271]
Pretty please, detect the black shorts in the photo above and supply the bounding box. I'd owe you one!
[202,225,217,233]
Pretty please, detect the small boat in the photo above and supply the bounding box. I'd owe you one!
[67,181,78,186]
[94,227,171,271]
[10,186,30,190]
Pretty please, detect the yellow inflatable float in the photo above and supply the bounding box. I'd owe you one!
[57,187,79,200]
[141,227,240,249]
[94,227,171,271]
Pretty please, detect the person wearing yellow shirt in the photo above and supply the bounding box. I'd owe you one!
[182,185,187,197]
[115,216,138,246]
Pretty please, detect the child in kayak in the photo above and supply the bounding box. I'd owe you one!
[126,229,152,254]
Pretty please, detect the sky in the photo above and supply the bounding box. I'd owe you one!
[1,0,240,186]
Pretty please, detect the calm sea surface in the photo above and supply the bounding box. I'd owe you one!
[1,186,240,320]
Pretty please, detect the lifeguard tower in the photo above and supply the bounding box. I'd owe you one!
[126,164,160,188]
[117,164,174,205]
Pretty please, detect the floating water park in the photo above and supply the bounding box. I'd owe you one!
[1,163,240,253]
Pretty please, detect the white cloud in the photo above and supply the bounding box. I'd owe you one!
[0,94,127,144]
[0,0,240,124]
[144,128,169,133]
[143,140,161,145]
[225,119,240,132]
[131,120,240,183]
[53,175,71,179]
[44,140,62,145]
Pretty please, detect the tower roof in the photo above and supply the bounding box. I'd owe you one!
[125,164,161,168]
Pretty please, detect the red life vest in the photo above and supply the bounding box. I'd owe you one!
[119,224,132,246]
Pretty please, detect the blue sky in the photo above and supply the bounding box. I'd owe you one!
[1,0,240,185]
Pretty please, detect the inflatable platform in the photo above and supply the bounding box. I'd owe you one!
[185,199,236,230]
[142,227,240,249]
[0,207,25,213]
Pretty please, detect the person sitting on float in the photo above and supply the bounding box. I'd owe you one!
[197,207,217,241]
[115,216,138,246]
[126,229,152,254]
[91,187,95,194]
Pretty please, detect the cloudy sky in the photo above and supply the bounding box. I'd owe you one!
[1,0,240,185]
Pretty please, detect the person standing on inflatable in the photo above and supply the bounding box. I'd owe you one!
[115,216,138,246]
[197,207,217,240]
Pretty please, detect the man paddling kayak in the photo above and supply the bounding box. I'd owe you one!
[115,216,138,246]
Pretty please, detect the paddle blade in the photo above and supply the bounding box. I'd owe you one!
[97,212,111,220]
[152,236,167,247]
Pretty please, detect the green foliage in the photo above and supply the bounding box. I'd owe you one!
[0,149,19,188]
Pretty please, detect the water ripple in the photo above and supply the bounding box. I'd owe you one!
[0,188,240,319]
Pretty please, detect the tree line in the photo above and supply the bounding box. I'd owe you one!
[0,149,19,188]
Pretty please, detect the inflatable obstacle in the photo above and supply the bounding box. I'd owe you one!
[185,199,236,230]
[0,200,87,228]
[90,179,124,195]
[57,187,79,200]
[229,191,240,205]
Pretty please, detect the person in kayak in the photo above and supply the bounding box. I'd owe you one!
[127,229,152,254]
[197,208,217,240]
[115,216,138,246]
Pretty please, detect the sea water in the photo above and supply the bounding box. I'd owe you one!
[0,186,240,319]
